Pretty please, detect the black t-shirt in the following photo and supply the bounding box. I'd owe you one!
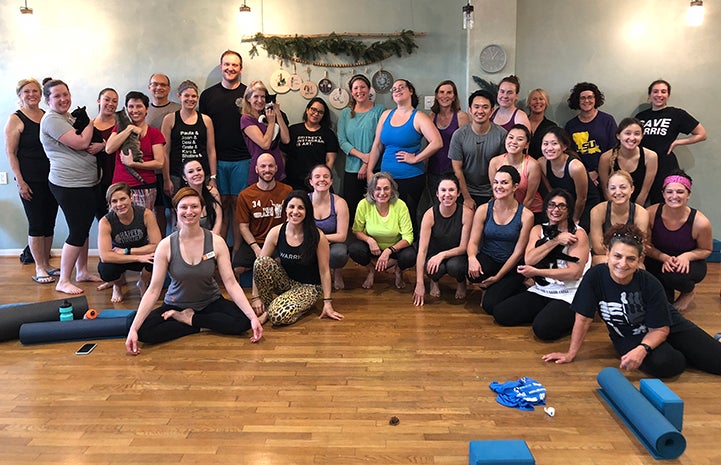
[282,124,339,190]
[571,265,693,342]
[199,82,249,161]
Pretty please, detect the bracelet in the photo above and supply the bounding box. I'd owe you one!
[249,242,258,247]
[323,298,333,302]
[251,296,261,301]
[210,175,217,180]
[124,248,131,255]
[389,246,397,254]
[639,343,653,353]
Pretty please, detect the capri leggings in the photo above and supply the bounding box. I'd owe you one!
[49,182,102,247]
[21,181,58,237]
[253,256,322,326]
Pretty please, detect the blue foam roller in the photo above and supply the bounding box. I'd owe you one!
[640,379,684,432]
[18,314,134,345]
[597,367,685,459]
[469,440,535,465]
[97,309,137,319]
[0,296,89,341]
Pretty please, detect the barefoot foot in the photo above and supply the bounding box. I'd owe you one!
[673,290,695,312]
[56,280,84,295]
[111,284,124,303]
[394,268,406,289]
[76,272,102,283]
[162,308,195,326]
[333,269,345,290]
[97,281,113,291]
[362,271,375,289]
[455,280,467,300]
[429,280,441,298]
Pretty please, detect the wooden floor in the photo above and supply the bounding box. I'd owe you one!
[0,256,720,465]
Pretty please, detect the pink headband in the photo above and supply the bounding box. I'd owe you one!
[663,175,692,192]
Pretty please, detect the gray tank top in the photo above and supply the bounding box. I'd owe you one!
[164,229,221,310]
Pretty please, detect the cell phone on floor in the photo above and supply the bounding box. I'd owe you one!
[75,343,96,355]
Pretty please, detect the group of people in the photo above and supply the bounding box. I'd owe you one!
[5,53,719,378]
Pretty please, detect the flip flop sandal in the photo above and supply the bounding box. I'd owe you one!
[32,275,56,284]
[47,268,61,277]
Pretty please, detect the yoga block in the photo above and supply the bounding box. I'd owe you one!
[640,379,684,431]
[469,440,535,465]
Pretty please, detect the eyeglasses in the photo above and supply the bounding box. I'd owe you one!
[308,107,325,116]
[390,84,407,93]
[579,95,595,101]
[547,201,568,211]
[149,82,169,88]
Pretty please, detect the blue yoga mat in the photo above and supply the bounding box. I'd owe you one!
[18,314,134,345]
[597,367,685,460]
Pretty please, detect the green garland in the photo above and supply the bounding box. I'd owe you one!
[247,30,419,65]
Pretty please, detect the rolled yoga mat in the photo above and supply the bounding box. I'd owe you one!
[0,296,89,341]
[597,367,686,460]
[18,314,135,345]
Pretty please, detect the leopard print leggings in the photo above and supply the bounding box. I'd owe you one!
[253,256,322,325]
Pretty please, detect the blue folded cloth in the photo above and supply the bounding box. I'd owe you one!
[489,377,547,411]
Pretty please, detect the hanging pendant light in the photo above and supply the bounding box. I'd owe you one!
[462,1,474,30]
[20,0,33,14]
[687,0,704,26]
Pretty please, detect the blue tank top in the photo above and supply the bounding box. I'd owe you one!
[380,108,424,179]
[309,192,337,235]
[480,199,525,263]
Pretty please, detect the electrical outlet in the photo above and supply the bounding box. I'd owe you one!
[424,96,434,111]
[0,172,8,185]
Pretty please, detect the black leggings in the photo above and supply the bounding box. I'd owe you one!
[137,296,252,344]
[395,174,425,237]
[645,258,707,301]
[613,323,721,378]
[426,255,467,283]
[493,291,575,341]
[343,171,367,223]
[348,240,416,270]
[468,252,525,316]
[49,183,102,247]
[21,181,58,237]
[97,261,152,282]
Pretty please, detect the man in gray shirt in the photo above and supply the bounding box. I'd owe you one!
[449,89,507,210]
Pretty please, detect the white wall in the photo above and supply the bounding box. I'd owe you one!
[0,0,467,250]
[516,0,720,230]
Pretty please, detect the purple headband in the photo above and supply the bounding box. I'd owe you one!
[663,175,692,192]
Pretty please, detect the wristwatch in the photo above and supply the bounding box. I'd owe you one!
[210,175,217,180]
[639,343,653,353]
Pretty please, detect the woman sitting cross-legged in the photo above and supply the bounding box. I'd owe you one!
[413,175,473,306]
[467,165,534,315]
[251,190,343,325]
[125,187,263,355]
[97,182,161,303]
[492,188,590,340]
[543,223,721,378]
[349,172,416,289]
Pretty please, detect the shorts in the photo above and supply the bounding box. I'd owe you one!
[217,159,250,197]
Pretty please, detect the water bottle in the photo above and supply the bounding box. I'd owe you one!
[59,300,73,321]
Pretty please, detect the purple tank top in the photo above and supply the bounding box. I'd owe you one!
[491,108,520,132]
[428,112,459,175]
[651,205,697,256]
[309,192,337,235]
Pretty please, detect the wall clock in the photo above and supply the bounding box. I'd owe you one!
[479,44,506,73]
